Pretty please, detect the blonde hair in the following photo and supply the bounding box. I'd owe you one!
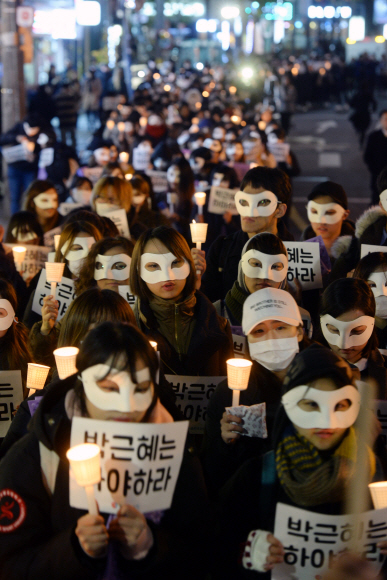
[91,176,133,212]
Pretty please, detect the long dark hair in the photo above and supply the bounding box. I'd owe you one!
[353,252,387,282]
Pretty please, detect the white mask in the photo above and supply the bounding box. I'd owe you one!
[154,158,168,170]
[375,295,387,319]
[242,140,257,154]
[61,236,94,261]
[0,299,16,331]
[241,249,288,282]
[320,314,375,349]
[133,193,147,206]
[95,201,121,216]
[23,123,40,137]
[11,227,36,242]
[248,336,299,372]
[94,148,110,165]
[94,253,131,281]
[140,252,190,284]
[203,138,213,149]
[226,145,236,159]
[167,166,180,185]
[37,133,49,146]
[190,158,205,172]
[380,189,387,212]
[212,173,226,187]
[368,271,387,298]
[282,385,360,429]
[307,200,346,224]
[213,127,225,140]
[72,188,92,205]
[33,192,58,210]
[81,364,153,412]
[235,190,279,217]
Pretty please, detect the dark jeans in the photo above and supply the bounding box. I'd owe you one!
[7,164,37,214]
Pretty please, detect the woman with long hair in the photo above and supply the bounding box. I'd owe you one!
[23,179,63,235]
[165,158,195,241]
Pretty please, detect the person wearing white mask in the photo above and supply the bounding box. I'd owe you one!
[203,287,306,495]
[66,176,93,206]
[354,252,387,350]
[216,344,384,578]
[130,175,170,229]
[24,179,63,235]
[0,321,210,578]
[4,211,43,246]
[319,277,387,398]
[163,158,195,243]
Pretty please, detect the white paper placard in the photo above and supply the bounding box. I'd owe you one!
[38,147,54,168]
[273,503,387,580]
[231,327,248,359]
[118,285,136,309]
[69,417,189,514]
[268,142,290,163]
[284,241,322,290]
[32,269,75,321]
[43,226,62,249]
[207,186,238,216]
[1,144,28,164]
[164,375,226,434]
[99,207,130,239]
[361,245,387,259]
[58,202,84,216]
[6,244,49,282]
[132,147,151,171]
[146,170,168,193]
[0,371,23,438]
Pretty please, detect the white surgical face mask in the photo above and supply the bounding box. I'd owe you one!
[94,253,131,281]
[320,314,375,349]
[61,237,95,262]
[167,166,180,185]
[133,193,147,206]
[72,188,92,205]
[375,295,387,319]
[368,271,387,298]
[248,336,299,371]
[380,189,387,212]
[140,252,190,284]
[282,385,360,429]
[81,364,153,412]
[307,200,345,224]
[95,201,121,216]
[0,299,15,331]
[11,227,36,242]
[241,249,288,282]
[33,192,58,210]
[235,190,278,217]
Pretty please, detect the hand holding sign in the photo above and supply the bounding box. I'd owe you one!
[75,514,109,558]
[109,505,152,559]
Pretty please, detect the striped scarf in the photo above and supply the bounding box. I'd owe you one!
[275,426,375,507]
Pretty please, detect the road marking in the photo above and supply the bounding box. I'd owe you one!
[318,153,341,167]
[316,120,338,134]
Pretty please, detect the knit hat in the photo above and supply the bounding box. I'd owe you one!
[242,287,302,335]
[308,181,348,210]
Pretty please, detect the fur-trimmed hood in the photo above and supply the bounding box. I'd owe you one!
[355,206,385,239]
[331,235,353,260]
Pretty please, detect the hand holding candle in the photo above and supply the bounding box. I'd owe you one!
[190,220,208,276]
[45,262,65,300]
[67,443,101,515]
[53,346,79,379]
[226,359,253,406]
[27,362,50,394]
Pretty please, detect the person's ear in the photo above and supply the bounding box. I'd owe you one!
[297,325,304,342]
[343,209,350,220]
[275,203,287,219]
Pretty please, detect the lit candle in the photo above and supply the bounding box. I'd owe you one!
[194,192,206,215]
[190,220,208,251]
[12,246,26,272]
[119,151,129,164]
[27,362,50,394]
[53,346,79,380]
[66,444,101,515]
[149,340,158,351]
[139,117,147,128]
[226,359,253,406]
[369,482,387,509]
[106,119,115,131]
[45,262,65,300]
[117,122,125,133]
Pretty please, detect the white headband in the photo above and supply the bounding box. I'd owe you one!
[235,190,279,217]
[282,385,360,429]
[140,252,190,283]
[94,254,131,281]
[61,237,95,262]
[380,189,387,212]
[320,314,375,349]
[241,249,288,282]
[81,364,152,412]
[368,272,387,299]
[33,192,58,210]
[0,299,16,331]
[307,200,346,224]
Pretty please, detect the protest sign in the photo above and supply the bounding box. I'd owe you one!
[6,244,49,282]
[43,226,62,249]
[58,202,84,216]
[118,285,136,310]
[70,416,189,514]
[268,141,290,163]
[273,503,387,580]
[284,241,323,290]
[207,186,238,216]
[32,269,75,321]
[165,375,226,434]
[99,207,130,239]
[38,147,54,168]
[1,144,28,164]
[361,245,387,259]
[146,170,168,194]
[231,326,248,359]
[132,147,151,171]
[0,371,23,438]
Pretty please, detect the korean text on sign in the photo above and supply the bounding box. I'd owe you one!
[69,417,189,514]
[0,371,23,438]
[272,502,387,580]
[146,170,168,194]
[164,375,226,434]
[103,208,130,239]
[284,241,323,290]
[207,186,239,216]
[32,269,75,321]
[118,285,136,310]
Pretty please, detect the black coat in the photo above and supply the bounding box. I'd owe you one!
[0,376,211,579]
[202,222,294,303]
[364,129,387,178]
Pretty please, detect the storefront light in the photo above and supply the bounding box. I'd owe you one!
[76,1,101,26]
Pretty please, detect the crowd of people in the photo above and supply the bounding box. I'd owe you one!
[1,56,387,579]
